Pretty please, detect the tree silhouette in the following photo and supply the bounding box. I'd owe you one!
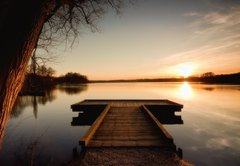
[201,72,215,78]
[0,0,124,144]
[57,72,88,84]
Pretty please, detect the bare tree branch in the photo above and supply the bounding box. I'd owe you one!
[38,0,126,50]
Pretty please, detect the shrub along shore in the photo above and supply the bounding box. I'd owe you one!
[19,72,89,96]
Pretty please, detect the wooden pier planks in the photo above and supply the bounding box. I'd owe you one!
[88,106,166,147]
[79,105,110,147]
[71,99,183,110]
[71,99,183,149]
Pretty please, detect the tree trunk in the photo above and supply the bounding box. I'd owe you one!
[0,0,54,145]
[31,49,37,75]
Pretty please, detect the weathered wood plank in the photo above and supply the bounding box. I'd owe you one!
[71,99,183,110]
[71,99,183,149]
[88,106,167,147]
[79,105,110,147]
[141,105,174,144]
[88,140,166,147]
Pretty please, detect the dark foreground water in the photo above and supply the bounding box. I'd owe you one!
[0,82,240,166]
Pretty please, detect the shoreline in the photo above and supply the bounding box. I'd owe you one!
[68,147,193,166]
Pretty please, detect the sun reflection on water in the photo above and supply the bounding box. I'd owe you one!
[179,82,193,99]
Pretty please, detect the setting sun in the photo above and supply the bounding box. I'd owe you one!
[176,64,194,78]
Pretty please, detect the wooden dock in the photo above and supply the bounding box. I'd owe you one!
[71,99,183,150]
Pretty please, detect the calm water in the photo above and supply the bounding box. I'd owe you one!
[0,82,240,165]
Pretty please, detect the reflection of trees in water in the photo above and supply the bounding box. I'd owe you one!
[11,90,56,119]
[57,84,88,95]
[37,90,56,105]
[12,135,51,166]
[203,87,215,91]
[201,85,240,91]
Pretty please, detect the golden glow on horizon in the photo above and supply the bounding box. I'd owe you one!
[176,64,194,78]
[52,1,240,79]
[179,82,193,99]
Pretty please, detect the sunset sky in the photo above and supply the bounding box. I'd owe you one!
[51,0,240,80]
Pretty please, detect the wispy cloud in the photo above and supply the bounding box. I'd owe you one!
[188,6,240,35]
[149,6,240,76]
[183,12,200,17]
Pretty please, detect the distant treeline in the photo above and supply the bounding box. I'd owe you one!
[20,71,240,96]
[90,78,185,83]
[20,72,88,95]
[91,72,240,84]
[188,72,240,84]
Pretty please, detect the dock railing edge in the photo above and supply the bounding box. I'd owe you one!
[71,100,89,109]
[79,104,111,148]
[165,99,184,108]
[141,105,174,144]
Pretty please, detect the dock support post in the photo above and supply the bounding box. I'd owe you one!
[79,141,86,153]
[177,148,183,159]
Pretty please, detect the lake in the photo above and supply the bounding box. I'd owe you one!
[0,82,240,165]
